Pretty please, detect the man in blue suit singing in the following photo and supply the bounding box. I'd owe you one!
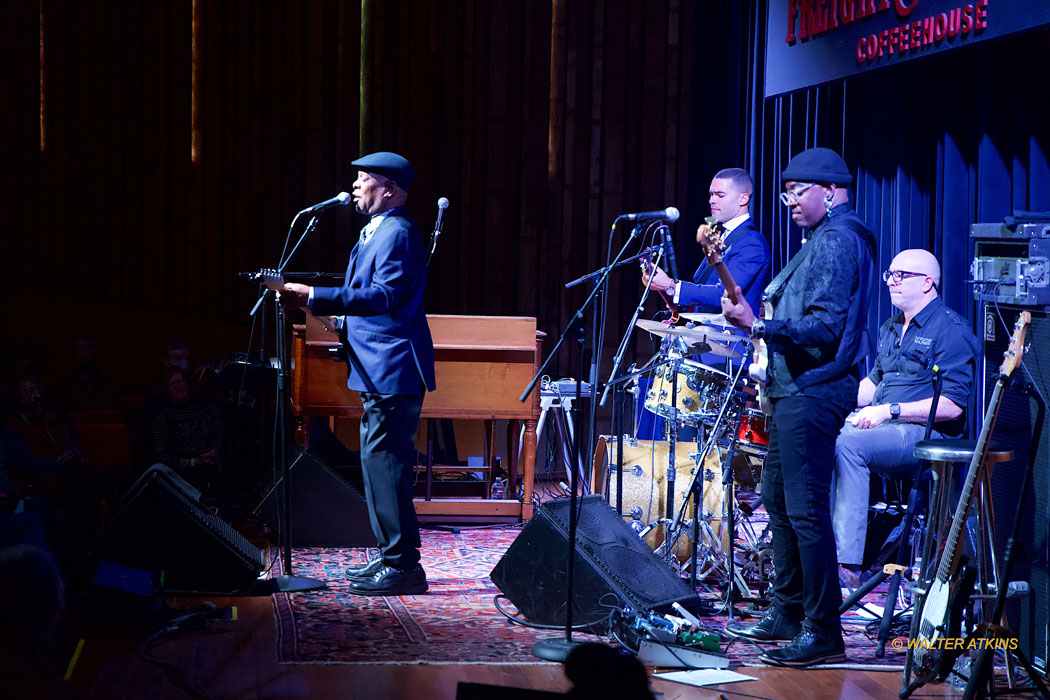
[644,168,771,319]
[280,151,436,596]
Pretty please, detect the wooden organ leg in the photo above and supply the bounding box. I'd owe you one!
[522,418,538,519]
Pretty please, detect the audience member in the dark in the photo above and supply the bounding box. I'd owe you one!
[0,544,81,699]
[143,338,193,417]
[151,367,223,492]
[56,339,122,413]
[6,377,87,477]
[0,430,53,552]
[564,643,655,700]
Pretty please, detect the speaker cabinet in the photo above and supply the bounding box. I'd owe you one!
[981,303,1050,671]
[490,495,697,627]
[256,447,377,547]
[93,464,265,593]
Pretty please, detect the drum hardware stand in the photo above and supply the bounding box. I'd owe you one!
[719,414,751,623]
[659,358,745,586]
[961,378,1049,700]
[600,231,670,515]
[520,215,647,663]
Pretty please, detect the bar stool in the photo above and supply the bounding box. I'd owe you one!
[913,438,1013,614]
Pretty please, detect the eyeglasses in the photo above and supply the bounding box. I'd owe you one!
[882,269,928,284]
[779,183,818,206]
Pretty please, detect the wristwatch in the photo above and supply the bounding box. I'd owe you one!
[750,319,767,339]
[889,402,901,419]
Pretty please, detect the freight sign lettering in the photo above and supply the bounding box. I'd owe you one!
[765,0,1050,96]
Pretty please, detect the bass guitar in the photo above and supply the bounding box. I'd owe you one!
[641,252,681,324]
[909,311,1030,685]
[697,216,772,414]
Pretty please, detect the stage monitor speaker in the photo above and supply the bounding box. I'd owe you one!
[981,303,1050,671]
[92,464,265,593]
[256,447,377,547]
[490,495,697,627]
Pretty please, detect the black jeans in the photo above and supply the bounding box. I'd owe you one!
[763,395,850,635]
[359,391,424,570]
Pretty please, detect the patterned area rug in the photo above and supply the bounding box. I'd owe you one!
[271,527,908,668]
[272,528,600,664]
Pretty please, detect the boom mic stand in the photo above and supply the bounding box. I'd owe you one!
[520,217,643,662]
[247,212,327,594]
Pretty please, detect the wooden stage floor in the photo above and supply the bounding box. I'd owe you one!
[60,593,1012,700]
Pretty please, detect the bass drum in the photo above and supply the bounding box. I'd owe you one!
[591,436,732,575]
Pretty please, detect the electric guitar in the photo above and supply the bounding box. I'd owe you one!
[909,311,1030,684]
[697,217,772,414]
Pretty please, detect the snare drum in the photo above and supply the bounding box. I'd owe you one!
[644,360,729,426]
[736,408,770,453]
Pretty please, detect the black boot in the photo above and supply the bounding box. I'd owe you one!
[724,607,802,643]
[760,628,846,667]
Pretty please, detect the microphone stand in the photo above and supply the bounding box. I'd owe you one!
[522,217,641,662]
[248,213,326,594]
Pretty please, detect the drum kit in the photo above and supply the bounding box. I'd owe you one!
[593,312,773,596]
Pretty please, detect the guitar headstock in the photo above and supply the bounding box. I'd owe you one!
[256,268,285,292]
[698,216,727,264]
[999,311,1031,377]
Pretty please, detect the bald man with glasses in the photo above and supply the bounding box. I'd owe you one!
[831,249,979,587]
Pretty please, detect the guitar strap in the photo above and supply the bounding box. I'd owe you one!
[694,225,751,285]
[763,236,816,304]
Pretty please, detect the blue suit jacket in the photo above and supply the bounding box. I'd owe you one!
[677,219,771,315]
[311,208,437,395]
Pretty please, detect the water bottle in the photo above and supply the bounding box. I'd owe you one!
[490,477,506,500]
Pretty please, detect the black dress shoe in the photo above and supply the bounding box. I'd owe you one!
[760,629,846,667]
[348,565,428,596]
[724,608,802,643]
[345,557,384,581]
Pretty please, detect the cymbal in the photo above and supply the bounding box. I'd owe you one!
[635,319,741,358]
[679,312,731,326]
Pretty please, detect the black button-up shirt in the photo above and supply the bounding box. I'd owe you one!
[763,204,877,410]
[869,295,979,437]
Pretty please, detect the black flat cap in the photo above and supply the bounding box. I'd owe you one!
[352,151,415,191]
[781,147,852,184]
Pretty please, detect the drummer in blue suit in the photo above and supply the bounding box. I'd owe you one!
[280,151,435,596]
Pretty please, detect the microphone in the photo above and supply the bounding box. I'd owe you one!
[660,225,679,281]
[300,192,351,214]
[621,206,680,222]
[435,197,450,234]
[427,197,450,265]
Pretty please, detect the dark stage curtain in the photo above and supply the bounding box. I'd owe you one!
[1,0,1046,386]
